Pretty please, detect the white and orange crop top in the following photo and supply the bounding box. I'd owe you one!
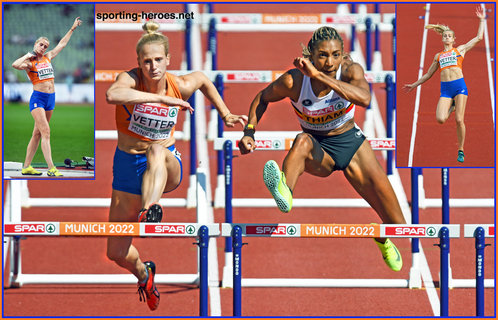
[290,67,355,132]
[27,56,54,84]
[115,70,183,141]
[438,48,464,71]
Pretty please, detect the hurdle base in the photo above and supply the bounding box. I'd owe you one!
[10,273,200,286]
[240,278,409,288]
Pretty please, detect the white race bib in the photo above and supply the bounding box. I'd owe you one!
[36,62,54,80]
[128,103,179,140]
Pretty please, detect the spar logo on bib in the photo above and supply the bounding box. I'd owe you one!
[129,103,179,140]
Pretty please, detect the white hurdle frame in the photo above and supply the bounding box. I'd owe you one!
[3,168,211,287]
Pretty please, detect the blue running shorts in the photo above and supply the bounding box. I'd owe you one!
[440,78,468,99]
[29,90,55,112]
[112,145,183,195]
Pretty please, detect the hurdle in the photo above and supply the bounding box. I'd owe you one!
[409,168,495,290]
[464,224,494,316]
[222,223,460,316]
[3,168,214,289]
[3,221,218,317]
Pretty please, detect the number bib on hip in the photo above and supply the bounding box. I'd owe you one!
[128,103,179,140]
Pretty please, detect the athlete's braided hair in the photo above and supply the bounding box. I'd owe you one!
[425,23,454,36]
[136,21,169,56]
[302,26,344,59]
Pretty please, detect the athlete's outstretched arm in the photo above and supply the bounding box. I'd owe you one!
[177,71,247,127]
[106,71,191,109]
[239,71,295,154]
[293,57,371,107]
[458,6,486,55]
[46,17,82,60]
[403,53,439,92]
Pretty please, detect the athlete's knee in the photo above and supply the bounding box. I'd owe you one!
[39,126,50,139]
[32,128,42,139]
[436,114,446,124]
[291,133,314,153]
[455,116,465,126]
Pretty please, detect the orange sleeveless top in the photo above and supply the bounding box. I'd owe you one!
[27,56,54,84]
[437,48,464,71]
[115,70,183,141]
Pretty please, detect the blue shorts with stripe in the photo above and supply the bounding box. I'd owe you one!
[112,145,183,195]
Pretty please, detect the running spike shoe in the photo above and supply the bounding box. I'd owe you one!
[47,167,63,177]
[457,150,464,163]
[137,261,160,311]
[138,203,163,223]
[374,238,402,272]
[263,160,293,213]
[21,165,42,176]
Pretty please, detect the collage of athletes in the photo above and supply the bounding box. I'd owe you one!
[1,2,495,318]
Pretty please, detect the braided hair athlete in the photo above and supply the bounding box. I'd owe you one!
[239,26,406,272]
[105,21,246,311]
[12,17,82,176]
[404,6,486,163]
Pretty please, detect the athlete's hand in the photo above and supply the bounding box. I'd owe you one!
[162,96,194,114]
[222,113,248,128]
[403,83,416,93]
[476,6,486,20]
[26,51,36,59]
[239,135,256,154]
[72,17,82,30]
[293,57,319,78]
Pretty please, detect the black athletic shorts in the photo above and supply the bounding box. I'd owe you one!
[312,126,366,171]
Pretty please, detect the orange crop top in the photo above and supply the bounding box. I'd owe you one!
[437,48,464,71]
[115,69,183,141]
[27,56,55,84]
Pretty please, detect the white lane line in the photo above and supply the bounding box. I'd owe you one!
[419,245,441,316]
[408,3,431,167]
[481,3,495,124]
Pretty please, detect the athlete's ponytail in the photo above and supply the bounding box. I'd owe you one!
[425,24,454,36]
[136,21,169,56]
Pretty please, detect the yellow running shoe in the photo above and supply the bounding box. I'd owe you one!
[374,238,402,271]
[21,165,42,176]
[263,160,293,213]
[47,167,63,177]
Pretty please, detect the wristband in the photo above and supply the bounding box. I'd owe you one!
[243,124,255,140]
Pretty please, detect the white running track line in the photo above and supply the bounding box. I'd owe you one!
[419,245,441,316]
[481,3,495,124]
[188,4,222,316]
[408,3,431,167]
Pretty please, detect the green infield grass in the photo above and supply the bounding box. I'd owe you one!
[4,102,94,167]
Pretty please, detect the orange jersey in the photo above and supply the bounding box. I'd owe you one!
[438,48,464,71]
[115,70,183,141]
[27,56,55,84]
